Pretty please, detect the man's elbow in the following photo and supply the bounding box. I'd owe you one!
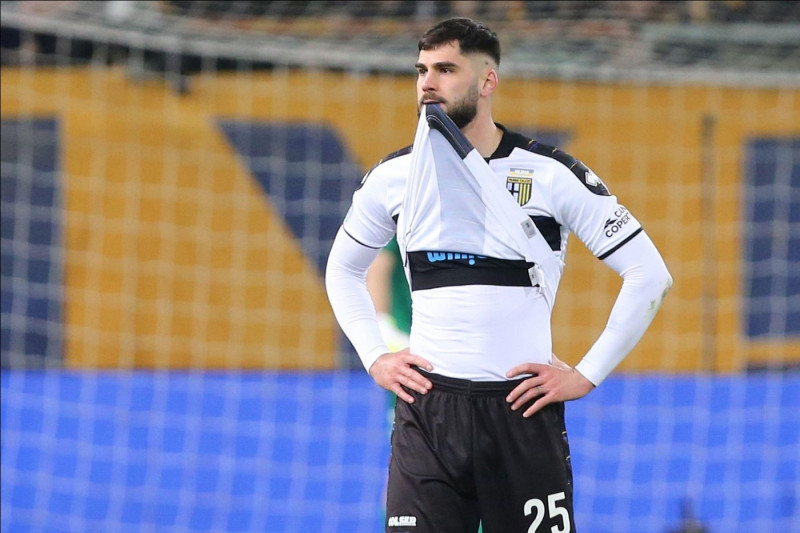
[652,263,673,304]
[637,259,673,303]
[660,261,674,293]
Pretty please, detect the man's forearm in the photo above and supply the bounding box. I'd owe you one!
[574,233,673,385]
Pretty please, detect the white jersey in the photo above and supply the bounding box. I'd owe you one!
[340,126,645,381]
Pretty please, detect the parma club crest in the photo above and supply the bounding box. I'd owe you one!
[506,168,534,206]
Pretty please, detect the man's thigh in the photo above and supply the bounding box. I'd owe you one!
[385,392,481,533]
[474,401,575,533]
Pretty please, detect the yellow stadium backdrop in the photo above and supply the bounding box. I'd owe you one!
[2,68,797,371]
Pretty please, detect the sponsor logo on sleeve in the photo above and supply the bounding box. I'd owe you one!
[604,206,631,237]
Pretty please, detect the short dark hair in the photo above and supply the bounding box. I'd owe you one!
[418,17,501,66]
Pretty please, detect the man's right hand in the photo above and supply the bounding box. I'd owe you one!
[369,348,434,403]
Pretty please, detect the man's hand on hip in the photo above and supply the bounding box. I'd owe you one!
[369,348,434,404]
[505,354,595,417]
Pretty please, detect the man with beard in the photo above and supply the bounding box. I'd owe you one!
[326,17,672,533]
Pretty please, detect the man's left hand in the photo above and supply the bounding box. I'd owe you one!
[505,355,595,417]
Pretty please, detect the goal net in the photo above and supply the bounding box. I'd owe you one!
[2,1,798,532]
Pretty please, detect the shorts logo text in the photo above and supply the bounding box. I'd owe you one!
[388,515,417,527]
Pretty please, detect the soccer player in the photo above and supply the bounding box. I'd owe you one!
[326,17,672,533]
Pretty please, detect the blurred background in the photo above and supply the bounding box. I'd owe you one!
[1,1,798,532]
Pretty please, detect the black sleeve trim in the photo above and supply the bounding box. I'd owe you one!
[526,141,611,196]
[597,228,643,260]
[356,145,412,191]
[381,145,413,164]
[342,227,382,250]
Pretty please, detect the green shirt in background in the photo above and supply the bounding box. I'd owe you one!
[385,237,412,334]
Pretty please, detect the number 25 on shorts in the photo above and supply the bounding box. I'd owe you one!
[524,491,571,533]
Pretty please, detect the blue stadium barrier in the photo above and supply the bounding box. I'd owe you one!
[2,371,798,532]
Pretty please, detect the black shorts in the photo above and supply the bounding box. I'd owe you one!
[385,370,575,533]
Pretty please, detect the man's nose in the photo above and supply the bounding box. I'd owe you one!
[420,72,437,92]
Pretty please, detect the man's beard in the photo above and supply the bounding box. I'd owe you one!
[419,85,479,129]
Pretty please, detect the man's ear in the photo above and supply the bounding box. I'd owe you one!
[481,68,498,97]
